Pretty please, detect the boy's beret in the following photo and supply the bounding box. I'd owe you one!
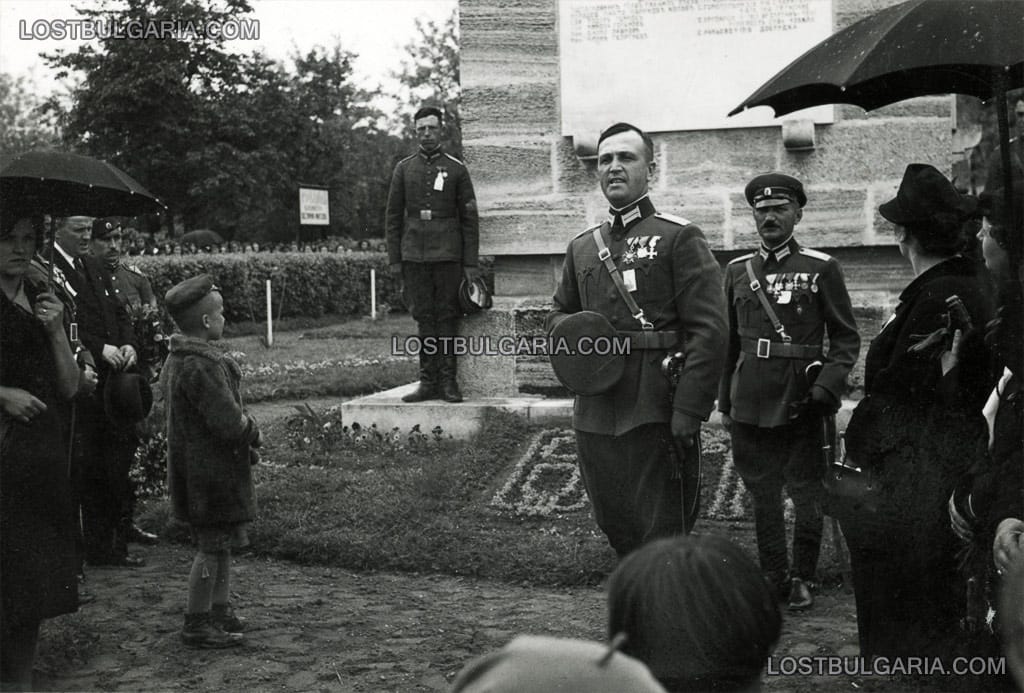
[165,274,219,321]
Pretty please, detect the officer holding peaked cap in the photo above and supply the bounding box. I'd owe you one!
[547,122,727,558]
[719,172,860,611]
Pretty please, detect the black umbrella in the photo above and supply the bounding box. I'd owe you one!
[1,150,165,217]
[1,150,166,287]
[729,0,1023,254]
[179,229,225,248]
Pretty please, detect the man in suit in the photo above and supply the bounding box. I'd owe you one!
[52,216,143,567]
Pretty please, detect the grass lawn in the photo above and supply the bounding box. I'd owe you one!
[223,313,418,402]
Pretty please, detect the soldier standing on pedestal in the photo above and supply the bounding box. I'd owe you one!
[718,173,860,611]
[386,106,480,403]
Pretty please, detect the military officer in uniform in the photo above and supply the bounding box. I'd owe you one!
[89,217,160,547]
[547,122,727,558]
[90,218,157,312]
[718,173,860,611]
[385,106,480,403]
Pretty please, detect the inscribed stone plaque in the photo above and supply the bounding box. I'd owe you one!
[559,0,835,135]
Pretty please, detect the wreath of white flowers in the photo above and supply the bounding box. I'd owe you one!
[492,430,587,517]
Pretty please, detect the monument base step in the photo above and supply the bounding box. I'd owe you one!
[340,382,573,439]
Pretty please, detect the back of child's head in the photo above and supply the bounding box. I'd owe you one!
[607,535,782,692]
[165,274,221,336]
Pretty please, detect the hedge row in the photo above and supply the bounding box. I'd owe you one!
[132,252,402,322]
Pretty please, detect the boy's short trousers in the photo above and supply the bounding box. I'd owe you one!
[191,522,251,553]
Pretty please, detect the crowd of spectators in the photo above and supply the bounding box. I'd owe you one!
[121,230,388,257]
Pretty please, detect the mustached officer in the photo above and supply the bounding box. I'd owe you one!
[719,173,860,611]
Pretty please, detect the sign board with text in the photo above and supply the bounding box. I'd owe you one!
[559,0,835,135]
[298,186,330,226]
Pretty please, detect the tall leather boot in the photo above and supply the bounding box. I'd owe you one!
[439,353,463,403]
[402,349,438,402]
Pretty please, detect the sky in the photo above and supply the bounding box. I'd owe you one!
[0,0,456,98]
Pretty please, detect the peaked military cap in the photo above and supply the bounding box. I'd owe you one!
[548,311,625,396]
[165,274,220,322]
[91,217,122,240]
[745,173,807,209]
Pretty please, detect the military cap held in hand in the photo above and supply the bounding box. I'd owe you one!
[745,173,807,209]
[165,274,219,322]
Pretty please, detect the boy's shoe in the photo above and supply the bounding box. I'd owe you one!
[211,603,246,633]
[788,578,814,611]
[181,612,244,648]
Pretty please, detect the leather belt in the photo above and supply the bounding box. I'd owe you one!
[741,337,821,360]
[409,211,454,220]
[619,330,681,350]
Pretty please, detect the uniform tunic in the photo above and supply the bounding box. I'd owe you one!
[108,261,155,311]
[548,196,727,555]
[385,147,479,328]
[718,236,860,584]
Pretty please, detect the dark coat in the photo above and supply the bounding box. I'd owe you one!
[50,249,136,369]
[161,335,259,527]
[385,147,479,266]
[0,285,79,622]
[547,197,727,435]
[839,255,996,660]
[718,238,860,428]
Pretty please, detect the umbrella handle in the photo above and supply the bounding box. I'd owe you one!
[47,216,57,292]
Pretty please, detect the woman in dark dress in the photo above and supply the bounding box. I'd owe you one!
[0,214,83,689]
[835,164,996,663]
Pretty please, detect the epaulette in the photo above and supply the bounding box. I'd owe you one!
[397,153,418,165]
[125,264,144,275]
[443,152,466,166]
[727,252,755,265]
[572,222,603,240]
[799,247,833,262]
[654,212,692,227]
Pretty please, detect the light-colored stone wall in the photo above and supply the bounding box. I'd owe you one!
[460,0,953,296]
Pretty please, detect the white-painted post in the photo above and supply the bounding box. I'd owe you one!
[370,268,377,320]
[265,279,274,347]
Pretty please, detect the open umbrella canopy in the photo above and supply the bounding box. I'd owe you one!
[178,229,225,247]
[729,0,1024,118]
[1,150,165,218]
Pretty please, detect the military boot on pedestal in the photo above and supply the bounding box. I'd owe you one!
[402,352,438,402]
[439,354,463,403]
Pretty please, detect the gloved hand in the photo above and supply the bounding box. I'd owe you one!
[671,410,700,448]
[948,489,975,542]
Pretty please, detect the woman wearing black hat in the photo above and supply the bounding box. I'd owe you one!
[0,214,85,689]
[835,164,997,665]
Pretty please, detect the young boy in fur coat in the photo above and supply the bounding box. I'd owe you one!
[161,274,261,648]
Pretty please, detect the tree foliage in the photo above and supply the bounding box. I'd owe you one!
[43,0,408,241]
[392,9,462,155]
[0,72,62,166]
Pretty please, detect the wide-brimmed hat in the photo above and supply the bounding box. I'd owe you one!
[104,371,153,422]
[879,164,976,224]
